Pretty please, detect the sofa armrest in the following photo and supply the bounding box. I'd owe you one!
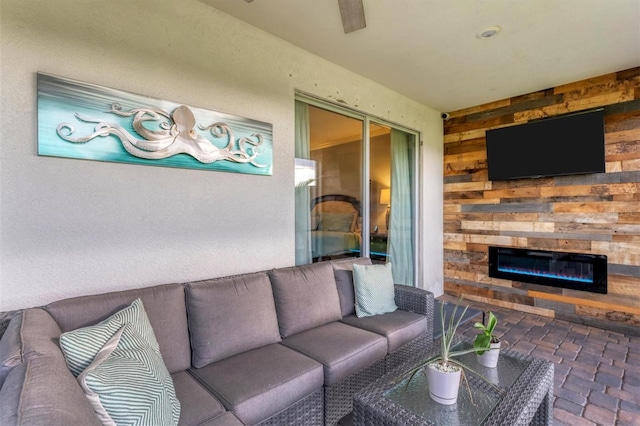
[0,308,102,426]
[394,285,434,340]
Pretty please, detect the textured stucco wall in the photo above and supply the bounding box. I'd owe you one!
[0,0,443,311]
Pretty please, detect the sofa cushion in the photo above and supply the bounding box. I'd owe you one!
[269,262,342,337]
[200,412,246,426]
[0,312,23,388]
[185,272,281,367]
[189,343,324,426]
[353,262,398,317]
[59,298,160,377]
[78,324,180,425]
[281,321,387,386]
[330,257,373,317]
[172,371,229,426]
[340,310,427,352]
[46,283,191,374]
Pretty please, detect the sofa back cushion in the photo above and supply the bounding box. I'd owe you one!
[330,257,373,317]
[45,283,190,374]
[268,262,342,338]
[185,272,281,368]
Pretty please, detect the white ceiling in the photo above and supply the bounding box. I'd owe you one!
[200,0,640,113]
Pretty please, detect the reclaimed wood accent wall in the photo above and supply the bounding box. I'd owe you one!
[443,67,640,335]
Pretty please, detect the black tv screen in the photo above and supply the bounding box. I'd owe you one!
[485,109,605,180]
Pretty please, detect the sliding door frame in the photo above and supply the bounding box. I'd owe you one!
[295,91,421,286]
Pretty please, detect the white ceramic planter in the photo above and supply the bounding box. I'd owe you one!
[477,341,501,368]
[426,363,462,405]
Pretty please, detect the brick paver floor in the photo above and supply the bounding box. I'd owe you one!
[440,294,640,426]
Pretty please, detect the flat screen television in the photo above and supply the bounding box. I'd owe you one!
[485,109,605,180]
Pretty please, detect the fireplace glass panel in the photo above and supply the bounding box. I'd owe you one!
[489,247,607,294]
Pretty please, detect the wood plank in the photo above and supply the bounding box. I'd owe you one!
[605,129,640,145]
[456,212,495,221]
[443,128,488,144]
[447,99,512,119]
[524,239,592,251]
[444,150,487,164]
[460,220,555,233]
[444,191,486,201]
[612,234,640,242]
[443,204,462,213]
[528,291,640,316]
[444,159,487,174]
[555,222,640,235]
[445,115,513,135]
[463,294,555,317]
[444,282,494,300]
[466,234,527,247]
[444,181,492,192]
[553,72,619,94]
[607,161,623,172]
[608,275,640,296]
[552,201,640,213]
[563,288,640,308]
[538,212,618,224]
[605,110,640,133]
[443,137,486,156]
[575,306,640,327]
[447,198,503,205]
[483,187,542,199]
[540,183,640,198]
[615,67,640,81]
[443,268,490,284]
[619,212,640,224]
[623,158,640,171]
[592,241,640,265]
[492,212,540,222]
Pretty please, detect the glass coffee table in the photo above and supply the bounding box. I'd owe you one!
[353,336,554,425]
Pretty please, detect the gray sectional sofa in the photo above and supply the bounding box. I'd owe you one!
[0,257,434,426]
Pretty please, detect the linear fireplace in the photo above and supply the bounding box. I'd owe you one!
[488,247,607,294]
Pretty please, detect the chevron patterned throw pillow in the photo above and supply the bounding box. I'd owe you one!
[78,323,180,425]
[353,262,398,318]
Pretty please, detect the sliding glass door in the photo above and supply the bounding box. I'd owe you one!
[295,96,418,286]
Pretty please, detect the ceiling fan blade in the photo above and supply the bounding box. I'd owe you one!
[337,0,366,34]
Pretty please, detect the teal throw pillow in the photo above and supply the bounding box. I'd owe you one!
[78,323,180,425]
[59,298,160,377]
[353,262,398,318]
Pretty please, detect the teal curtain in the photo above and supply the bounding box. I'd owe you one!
[389,129,414,286]
[294,101,312,265]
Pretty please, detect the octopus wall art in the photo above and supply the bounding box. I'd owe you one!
[37,73,273,175]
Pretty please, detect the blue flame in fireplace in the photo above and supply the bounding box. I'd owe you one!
[497,267,593,284]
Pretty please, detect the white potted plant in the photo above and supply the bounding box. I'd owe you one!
[473,311,501,368]
[406,298,491,405]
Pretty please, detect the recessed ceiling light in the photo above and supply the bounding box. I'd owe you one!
[478,26,501,39]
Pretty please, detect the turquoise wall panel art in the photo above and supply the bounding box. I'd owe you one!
[37,73,273,175]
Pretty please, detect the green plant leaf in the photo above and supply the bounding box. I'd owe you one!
[473,321,486,330]
[474,334,491,354]
[487,311,497,333]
